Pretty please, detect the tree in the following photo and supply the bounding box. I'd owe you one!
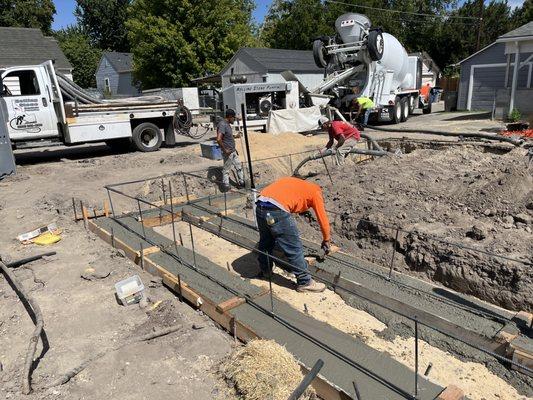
[260,0,332,50]
[0,0,55,34]
[55,26,102,88]
[511,0,533,29]
[126,0,257,88]
[75,0,130,51]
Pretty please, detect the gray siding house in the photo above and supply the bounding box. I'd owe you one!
[95,52,139,96]
[457,22,533,117]
[220,47,324,90]
[0,27,73,78]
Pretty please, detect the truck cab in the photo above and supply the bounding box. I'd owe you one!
[1,61,65,142]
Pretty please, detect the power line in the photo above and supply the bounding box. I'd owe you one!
[325,0,482,21]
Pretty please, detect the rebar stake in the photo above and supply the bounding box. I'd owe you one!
[111,227,115,248]
[161,178,166,205]
[139,242,144,269]
[388,227,400,281]
[72,198,78,221]
[224,192,227,216]
[414,316,419,399]
[80,200,86,229]
[352,380,362,400]
[106,188,115,216]
[136,199,146,237]
[168,181,181,258]
[424,362,433,377]
[182,173,190,202]
[189,223,197,267]
[267,253,274,313]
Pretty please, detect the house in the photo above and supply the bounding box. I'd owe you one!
[0,27,73,78]
[456,22,533,117]
[219,47,324,90]
[409,52,441,86]
[95,52,139,96]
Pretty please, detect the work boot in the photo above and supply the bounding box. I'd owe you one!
[296,279,326,293]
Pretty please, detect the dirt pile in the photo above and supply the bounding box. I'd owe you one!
[298,144,533,311]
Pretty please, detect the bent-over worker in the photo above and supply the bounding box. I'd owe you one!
[319,117,360,165]
[351,96,375,128]
[255,177,330,292]
[216,109,245,191]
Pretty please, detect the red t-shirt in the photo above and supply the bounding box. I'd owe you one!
[329,121,360,141]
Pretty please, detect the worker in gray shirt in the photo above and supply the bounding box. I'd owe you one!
[216,109,245,191]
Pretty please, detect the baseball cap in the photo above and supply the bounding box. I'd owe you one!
[318,116,329,126]
[225,109,236,118]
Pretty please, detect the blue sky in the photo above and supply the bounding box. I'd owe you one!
[51,0,524,31]
[52,0,273,30]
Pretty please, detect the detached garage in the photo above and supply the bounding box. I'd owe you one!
[457,22,533,118]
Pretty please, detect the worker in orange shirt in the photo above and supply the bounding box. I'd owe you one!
[254,176,330,292]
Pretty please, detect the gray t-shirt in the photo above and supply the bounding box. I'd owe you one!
[217,119,236,153]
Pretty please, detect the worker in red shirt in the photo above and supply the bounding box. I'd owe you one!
[255,176,331,292]
[319,117,360,165]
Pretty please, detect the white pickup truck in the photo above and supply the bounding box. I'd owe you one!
[0,61,186,152]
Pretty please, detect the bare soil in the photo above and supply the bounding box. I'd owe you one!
[295,144,533,312]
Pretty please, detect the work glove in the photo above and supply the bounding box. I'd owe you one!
[321,240,331,255]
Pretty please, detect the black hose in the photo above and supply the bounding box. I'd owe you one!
[366,125,524,146]
[173,105,193,132]
[292,147,390,176]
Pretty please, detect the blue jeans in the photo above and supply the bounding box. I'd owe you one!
[363,109,371,125]
[255,205,311,286]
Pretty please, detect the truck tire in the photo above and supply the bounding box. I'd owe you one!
[423,100,432,115]
[132,122,162,152]
[408,95,416,114]
[313,39,329,69]
[367,30,384,61]
[400,97,409,122]
[389,97,401,124]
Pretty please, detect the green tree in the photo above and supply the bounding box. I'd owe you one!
[126,0,257,88]
[54,26,102,88]
[75,0,130,51]
[0,0,55,33]
[511,0,532,29]
[260,0,332,50]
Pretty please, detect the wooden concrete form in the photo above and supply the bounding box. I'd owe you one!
[436,385,464,400]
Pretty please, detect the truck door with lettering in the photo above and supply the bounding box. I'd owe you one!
[1,67,58,141]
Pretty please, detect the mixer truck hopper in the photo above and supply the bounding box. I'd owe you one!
[310,13,432,124]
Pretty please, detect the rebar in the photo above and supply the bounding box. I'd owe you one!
[414,317,419,399]
[188,222,197,267]
[136,198,146,237]
[106,188,115,216]
[168,181,180,258]
[183,173,190,202]
[72,198,78,221]
[388,228,400,281]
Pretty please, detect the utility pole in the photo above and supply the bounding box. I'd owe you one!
[476,0,484,51]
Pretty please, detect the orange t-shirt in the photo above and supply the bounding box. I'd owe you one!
[259,177,331,241]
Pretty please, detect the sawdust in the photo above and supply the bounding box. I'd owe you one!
[154,223,530,400]
[222,339,316,400]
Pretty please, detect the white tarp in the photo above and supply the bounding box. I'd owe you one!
[267,106,322,134]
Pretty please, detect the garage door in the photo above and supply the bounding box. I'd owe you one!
[471,66,506,111]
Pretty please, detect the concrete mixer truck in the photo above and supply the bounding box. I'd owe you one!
[309,13,432,124]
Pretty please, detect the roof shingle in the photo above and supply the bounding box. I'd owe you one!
[103,52,133,73]
[237,47,323,73]
[499,21,533,39]
[0,27,72,70]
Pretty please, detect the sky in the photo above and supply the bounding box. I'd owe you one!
[51,0,524,31]
[52,0,273,31]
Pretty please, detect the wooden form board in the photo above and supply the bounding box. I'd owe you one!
[437,385,464,400]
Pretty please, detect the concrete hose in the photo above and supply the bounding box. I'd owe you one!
[57,74,103,104]
[173,105,193,133]
[292,147,389,177]
[366,125,524,147]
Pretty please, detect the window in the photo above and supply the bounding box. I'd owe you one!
[2,70,40,96]
[104,77,111,94]
[231,68,234,75]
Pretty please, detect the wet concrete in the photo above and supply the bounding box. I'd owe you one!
[231,296,444,400]
[92,215,447,399]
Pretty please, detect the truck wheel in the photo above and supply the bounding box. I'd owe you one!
[132,122,162,152]
[408,95,415,114]
[313,39,329,69]
[423,100,432,115]
[389,97,401,124]
[367,30,384,61]
[400,98,409,122]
